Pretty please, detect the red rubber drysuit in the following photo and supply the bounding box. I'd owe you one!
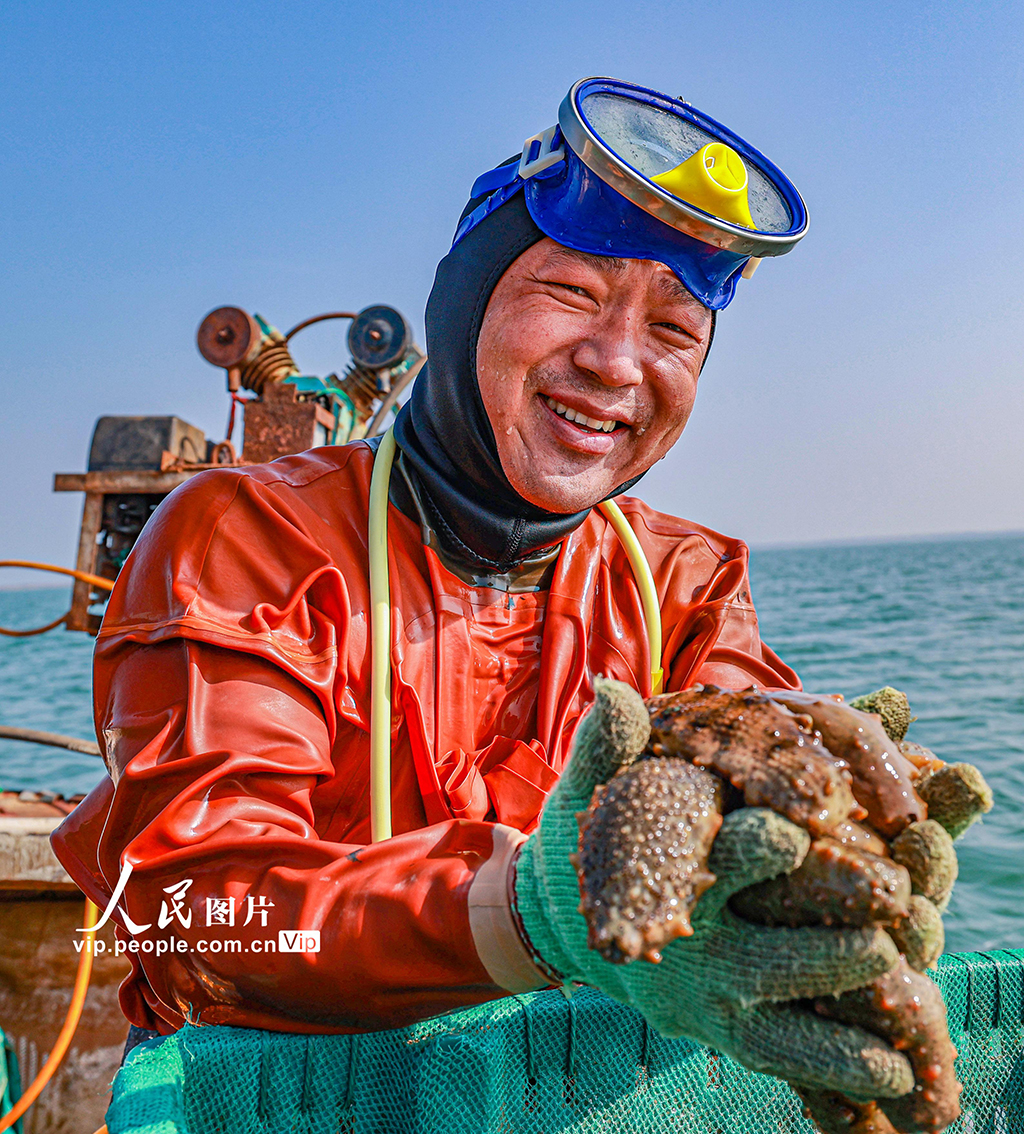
[52,441,799,1034]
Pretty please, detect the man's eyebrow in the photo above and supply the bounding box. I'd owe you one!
[546,247,709,313]
[651,270,707,310]
[545,248,627,273]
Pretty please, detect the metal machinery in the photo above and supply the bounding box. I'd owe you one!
[54,305,424,633]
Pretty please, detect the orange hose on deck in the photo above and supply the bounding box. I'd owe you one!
[0,561,116,591]
[0,561,115,636]
[0,900,100,1132]
[0,610,70,637]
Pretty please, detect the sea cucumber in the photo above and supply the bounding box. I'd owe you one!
[574,684,961,1132]
[830,821,889,857]
[769,692,926,838]
[574,757,724,963]
[812,959,961,1133]
[792,1088,897,1134]
[730,837,910,929]
[646,686,857,836]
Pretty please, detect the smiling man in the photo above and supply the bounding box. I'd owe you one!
[476,243,712,514]
[51,79,887,1061]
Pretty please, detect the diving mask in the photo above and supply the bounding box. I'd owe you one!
[453,77,808,310]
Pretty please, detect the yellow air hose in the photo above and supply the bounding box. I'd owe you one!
[0,899,100,1132]
[366,428,664,841]
[595,500,664,694]
[367,427,398,842]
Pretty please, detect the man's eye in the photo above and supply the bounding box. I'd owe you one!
[547,281,592,298]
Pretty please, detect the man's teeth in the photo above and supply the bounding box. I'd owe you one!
[545,396,618,433]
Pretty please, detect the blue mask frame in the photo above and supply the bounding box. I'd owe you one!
[452,78,808,310]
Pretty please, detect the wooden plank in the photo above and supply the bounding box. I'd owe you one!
[53,469,199,493]
[0,817,74,886]
[65,491,103,632]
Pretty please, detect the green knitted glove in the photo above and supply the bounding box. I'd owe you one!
[513,679,911,1098]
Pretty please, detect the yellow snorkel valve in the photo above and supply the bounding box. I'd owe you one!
[651,142,756,231]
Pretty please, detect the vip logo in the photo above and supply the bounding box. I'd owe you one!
[278,930,321,953]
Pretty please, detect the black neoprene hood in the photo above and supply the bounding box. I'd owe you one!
[393,189,713,573]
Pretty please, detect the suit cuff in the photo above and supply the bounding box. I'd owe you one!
[467,824,550,993]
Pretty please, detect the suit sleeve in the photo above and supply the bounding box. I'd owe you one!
[86,636,545,1033]
[52,464,546,1035]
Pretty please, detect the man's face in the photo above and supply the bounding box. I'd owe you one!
[476,238,713,514]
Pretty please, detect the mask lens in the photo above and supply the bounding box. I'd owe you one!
[577,87,793,234]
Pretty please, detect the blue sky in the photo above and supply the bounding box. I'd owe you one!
[2,0,1022,588]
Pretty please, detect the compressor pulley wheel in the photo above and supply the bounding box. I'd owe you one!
[347,305,412,371]
[196,307,262,369]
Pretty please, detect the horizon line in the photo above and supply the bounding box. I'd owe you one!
[749,527,1024,553]
[3,527,1023,592]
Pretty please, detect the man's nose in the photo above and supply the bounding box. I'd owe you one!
[570,313,645,388]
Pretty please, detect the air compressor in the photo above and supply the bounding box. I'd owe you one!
[52,305,422,632]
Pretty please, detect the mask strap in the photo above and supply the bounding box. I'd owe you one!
[452,180,525,248]
[454,127,566,249]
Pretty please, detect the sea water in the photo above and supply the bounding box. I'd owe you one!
[750,532,1024,955]
[1,532,1021,953]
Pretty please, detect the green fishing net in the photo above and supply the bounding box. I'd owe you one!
[107,950,1024,1134]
